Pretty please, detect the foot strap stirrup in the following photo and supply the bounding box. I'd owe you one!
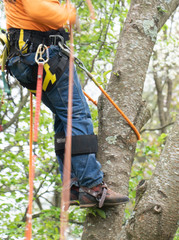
[81,182,108,208]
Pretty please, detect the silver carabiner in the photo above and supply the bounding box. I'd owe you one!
[49,34,64,46]
[58,41,71,58]
[35,44,49,64]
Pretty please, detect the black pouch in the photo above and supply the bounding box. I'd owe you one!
[7,45,69,91]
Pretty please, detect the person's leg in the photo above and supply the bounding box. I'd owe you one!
[42,91,78,186]
[44,65,103,187]
[42,59,128,208]
[7,45,128,207]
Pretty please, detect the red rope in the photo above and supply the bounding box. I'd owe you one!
[25,93,35,240]
[25,61,44,239]
[33,63,44,142]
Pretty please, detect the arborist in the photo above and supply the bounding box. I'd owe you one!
[2,0,129,208]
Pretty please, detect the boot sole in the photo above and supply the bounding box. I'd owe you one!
[80,201,129,208]
[70,200,79,206]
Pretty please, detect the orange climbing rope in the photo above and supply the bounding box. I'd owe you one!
[73,58,141,140]
[59,44,141,140]
[83,90,97,106]
[86,72,141,140]
[24,0,140,238]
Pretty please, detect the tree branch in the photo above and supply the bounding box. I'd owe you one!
[3,92,29,131]
[141,121,174,133]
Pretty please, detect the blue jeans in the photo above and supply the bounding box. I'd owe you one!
[8,45,103,188]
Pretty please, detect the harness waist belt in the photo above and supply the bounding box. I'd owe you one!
[8,28,69,55]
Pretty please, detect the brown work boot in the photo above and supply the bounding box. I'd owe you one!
[79,182,129,208]
[70,185,79,205]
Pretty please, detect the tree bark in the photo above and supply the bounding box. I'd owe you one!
[82,0,179,239]
[119,114,179,240]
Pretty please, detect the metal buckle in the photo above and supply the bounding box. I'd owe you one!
[49,34,64,45]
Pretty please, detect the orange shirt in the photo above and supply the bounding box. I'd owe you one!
[3,0,76,31]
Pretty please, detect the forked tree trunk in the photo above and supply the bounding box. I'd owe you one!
[82,0,179,239]
[119,114,179,240]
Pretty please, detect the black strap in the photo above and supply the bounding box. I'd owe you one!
[8,28,69,54]
[43,52,69,92]
[55,132,98,156]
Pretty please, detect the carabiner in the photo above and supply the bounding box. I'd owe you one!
[35,44,49,65]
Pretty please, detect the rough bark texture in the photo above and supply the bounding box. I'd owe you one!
[119,114,179,240]
[82,0,179,239]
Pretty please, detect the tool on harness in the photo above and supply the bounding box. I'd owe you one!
[57,39,141,140]
[0,31,11,95]
[33,44,49,142]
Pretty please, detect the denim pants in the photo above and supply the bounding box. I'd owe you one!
[8,45,103,188]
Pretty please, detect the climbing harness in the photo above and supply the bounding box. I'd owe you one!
[57,40,141,140]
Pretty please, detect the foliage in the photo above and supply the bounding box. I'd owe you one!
[0,0,179,239]
[0,1,130,239]
[143,14,179,134]
[125,133,167,219]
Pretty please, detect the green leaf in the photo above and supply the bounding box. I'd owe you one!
[95,208,106,219]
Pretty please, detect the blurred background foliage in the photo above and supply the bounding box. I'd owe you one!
[0,0,178,239]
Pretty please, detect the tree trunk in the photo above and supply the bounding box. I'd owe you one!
[82,0,179,239]
[119,114,179,240]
